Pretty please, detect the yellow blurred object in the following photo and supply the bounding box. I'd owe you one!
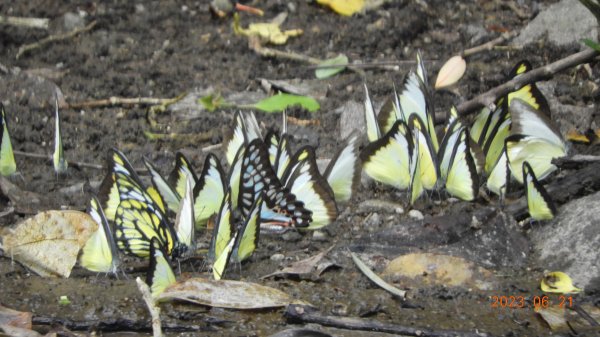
[233,12,302,45]
[541,271,583,294]
[317,0,365,16]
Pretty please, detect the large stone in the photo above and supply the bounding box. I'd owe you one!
[530,191,600,292]
[514,0,598,47]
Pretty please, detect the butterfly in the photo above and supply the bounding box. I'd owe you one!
[522,161,557,221]
[79,196,120,274]
[146,237,177,298]
[361,120,413,190]
[98,149,179,258]
[232,194,263,263]
[486,145,510,199]
[408,115,438,192]
[173,173,196,258]
[0,103,17,177]
[281,146,338,229]
[53,96,67,174]
[437,126,479,201]
[240,139,312,229]
[506,99,567,184]
[223,110,262,165]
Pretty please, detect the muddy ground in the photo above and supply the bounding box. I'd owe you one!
[0,1,599,336]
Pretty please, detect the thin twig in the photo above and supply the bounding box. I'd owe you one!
[16,20,97,59]
[68,96,179,109]
[286,116,320,127]
[0,15,49,29]
[462,31,518,57]
[136,277,163,337]
[202,143,222,153]
[456,48,600,116]
[285,305,495,337]
[14,150,103,170]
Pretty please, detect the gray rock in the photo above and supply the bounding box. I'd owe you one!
[530,191,600,292]
[362,212,383,228]
[357,199,404,215]
[270,253,285,261]
[514,0,598,47]
[336,100,364,140]
[408,209,424,220]
[312,230,328,242]
[63,12,86,31]
[537,82,595,136]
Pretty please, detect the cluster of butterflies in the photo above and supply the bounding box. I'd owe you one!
[361,53,565,221]
[79,110,361,290]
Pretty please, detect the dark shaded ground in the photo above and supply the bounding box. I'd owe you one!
[0,1,599,336]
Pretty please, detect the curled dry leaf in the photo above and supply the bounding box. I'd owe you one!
[156,278,305,309]
[434,55,466,89]
[541,271,583,294]
[233,12,302,45]
[1,210,97,278]
[262,245,337,279]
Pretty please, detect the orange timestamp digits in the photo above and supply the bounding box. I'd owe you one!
[490,295,575,309]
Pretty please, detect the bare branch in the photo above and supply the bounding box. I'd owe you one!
[16,21,97,59]
[0,15,49,29]
[456,48,600,116]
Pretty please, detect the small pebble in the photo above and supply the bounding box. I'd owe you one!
[408,209,424,220]
[282,231,302,242]
[312,230,327,242]
[363,212,382,228]
[331,303,348,316]
[270,253,285,261]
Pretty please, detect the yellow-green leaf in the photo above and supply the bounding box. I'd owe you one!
[317,0,365,16]
[316,54,349,79]
[253,93,319,113]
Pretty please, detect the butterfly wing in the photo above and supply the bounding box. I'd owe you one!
[323,132,361,203]
[80,196,120,273]
[174,173,195,257]
[168,152,198,199]
[361,120,413,190]
[144,158,180,215]
[208,189,234,262]
[444,128,479,201]
[146,238,177,298]
[506,135,566,184]
[0,104,17,176]
[193,153,226,229]
[232,195,262,263]
[523,161,556,221]
[364,84,382,142]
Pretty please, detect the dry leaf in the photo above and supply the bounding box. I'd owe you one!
[317,0,365,16]
[0,305,32,330]
[233,12,302,45]
[1,210,97,277]
[537,306,568,331]
[262,246,336,279]
[0,324,43,337]
[156,278,304,309]
[382,253,496,290]
[435,55,466,89]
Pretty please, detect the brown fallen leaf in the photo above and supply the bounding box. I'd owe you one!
[536,305,568,331]
[156,278,306,309]
[0,177,49,214]
[1,210,97,277]
[261,246,337,279]
[0,305,32,329]
[0,324,43,337]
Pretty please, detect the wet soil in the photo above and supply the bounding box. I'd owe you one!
[0,1,599,336]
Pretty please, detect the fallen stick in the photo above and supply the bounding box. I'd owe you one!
[0,15,49,29]
[284,304,494,337]
[136,277,163,337]
[31,315,220,332]
[16,21,97,59]
[456,48,600,116]
[67,96,180,109]
[14,150,103,170]
[462,31,518,57]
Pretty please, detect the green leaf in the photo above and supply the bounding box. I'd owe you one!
[198,93,223,112]
[582,38,600,52]
[315,54,349,79]
[253,93,320,113]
